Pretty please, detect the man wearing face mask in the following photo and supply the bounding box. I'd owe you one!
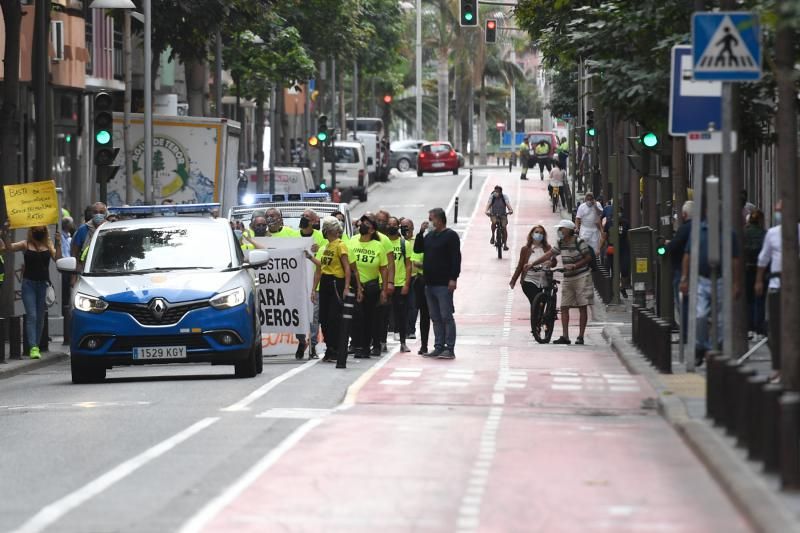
[386,216,413,352]
[243,213,270,251]
[265,208,300,238]
[373,210,396,353]
[298,209,325,249]
[575,192,605,255]
[72,202,107,267]
[296,209,324,360]
[530,220,594,345]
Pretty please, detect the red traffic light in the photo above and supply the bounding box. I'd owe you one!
[487,20,496,30]
[383,95,393,104]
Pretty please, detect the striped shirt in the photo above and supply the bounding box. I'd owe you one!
[552,237,591,278]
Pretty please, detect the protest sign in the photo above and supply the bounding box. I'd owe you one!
[3,180,59,229]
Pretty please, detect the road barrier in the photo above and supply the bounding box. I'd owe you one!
[592,263,612,304]
[630,304,671,373]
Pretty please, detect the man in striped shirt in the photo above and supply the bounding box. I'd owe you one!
[528,219,594,345]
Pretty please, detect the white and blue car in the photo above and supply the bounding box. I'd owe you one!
[57,204,268,384]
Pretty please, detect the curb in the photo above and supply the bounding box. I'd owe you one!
[0,352,69,380]
[602,326,799,533]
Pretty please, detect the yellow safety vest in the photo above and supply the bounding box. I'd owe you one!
[241,228,256,251]
[0,256,4,283]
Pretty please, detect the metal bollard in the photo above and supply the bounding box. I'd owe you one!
[706,353,728,425]
[723,359,741,435]
[779,392,800,490]
[9,316,21,359]
[454,197,459,225]
[656,319,672,374]
[469,168,473,190]
[0,318,6,364]
[734,365,757,446]
[508,157,512,173]
[631,304,640,349]
[761,383,783,473]
[336,289,357,369]
[746,375,768,460]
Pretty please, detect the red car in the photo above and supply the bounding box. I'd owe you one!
[417,141,459,176]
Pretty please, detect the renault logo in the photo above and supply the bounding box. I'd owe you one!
[149,298,167,321]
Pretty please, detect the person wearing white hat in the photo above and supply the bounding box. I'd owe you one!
[576,192,605,254]
[527,219,594,345]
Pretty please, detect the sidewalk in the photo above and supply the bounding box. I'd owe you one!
[602,301,800,532]
[181,171,755,533]
[0,337,70,380]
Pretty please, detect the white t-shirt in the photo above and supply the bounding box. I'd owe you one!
[549,168,564,187]
[524,245,548,287]
[576,202,602,230]
[757,224,800,290]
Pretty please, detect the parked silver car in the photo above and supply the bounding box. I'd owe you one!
[389,139,426,172]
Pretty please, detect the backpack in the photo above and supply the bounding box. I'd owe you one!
[577,238,598,271]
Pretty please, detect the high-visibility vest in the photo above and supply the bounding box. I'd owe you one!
[0,256,4,283]
[241,228,256,251]
[558,141,569,154]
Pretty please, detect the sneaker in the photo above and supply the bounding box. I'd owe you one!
[575,337,585,345]
[422,348,443,358]
[552,336,571,345]
[354,350,371,359]
[370,346,381,357]
[620,287,629,299]
[381,342,388,354]
[503,245,509,251]
[308,345,319,359]
[407,333,417,340]
[400,343,411,353]
[437,349,455,360]
[418,346,428,355]
[490,236,495,245]
[29,346,41,359]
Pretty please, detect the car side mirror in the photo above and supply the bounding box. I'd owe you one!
[56,257,77,273]
[245,249,270,268]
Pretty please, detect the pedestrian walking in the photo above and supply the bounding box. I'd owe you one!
[575,192,605,254]
[386,217,412,353]
[557,136,569,173]
[744,209,766,337]
[312,217,352,363]
[414,208,461,359]
[348,214,389,357]
[71,202,107,268]
[510,225,556,336]
[665,201,693,340]
[1,223,62,358]
[297,208,326,360]
[401,218,419,340]
[533,140,552,180]
[529,220,594,345]
[374,210,396,353]
[411,244,431,355]
[518,138,530,180]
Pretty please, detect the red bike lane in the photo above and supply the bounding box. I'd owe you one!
[185,171,751,532]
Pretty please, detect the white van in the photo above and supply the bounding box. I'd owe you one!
[347,131,378,181]
[242,166,317,197]
[323,141,368,202]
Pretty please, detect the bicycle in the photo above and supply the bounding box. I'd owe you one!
[495,221,504,259]
[551,185,560,213]
[529,267,565,344]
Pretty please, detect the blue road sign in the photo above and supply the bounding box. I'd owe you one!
[692,12,761,81]
[669,45,722,136]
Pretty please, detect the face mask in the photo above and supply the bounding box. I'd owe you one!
[533,232,544,242]
[92,213,106,225]
[774,212,782,225]
[299,216,310,229]
[377,221,387,231]
[32,230,46,240]
[387,227,399,236]
[266,217,278,227]
[312,223,321,231]
[253,224,268,237]
[359,224,370,236]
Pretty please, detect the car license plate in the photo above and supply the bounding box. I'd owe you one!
[432,162,445,168]
[133,346,187,360]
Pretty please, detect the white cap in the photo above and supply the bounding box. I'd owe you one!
[554,219,576,230]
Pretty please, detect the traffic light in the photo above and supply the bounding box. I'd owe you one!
[586,109,595,137]
[94,92,114,166]
[640,131,659,149]
[317,114,329,144]
[308,135,320,148]
[459,0,477,26]
[383,94,393,104]
[485,19,497,43]
[656,237,667,256]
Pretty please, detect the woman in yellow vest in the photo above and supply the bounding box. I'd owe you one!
[348,214,388,357]
[312,217,352,362]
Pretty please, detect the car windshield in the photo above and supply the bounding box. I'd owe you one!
[429,144,452,153]
[88,224,232,274]
[528,135,552,146]
[326,147,360,164]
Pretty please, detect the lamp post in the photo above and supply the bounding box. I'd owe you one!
[400,1,422,139]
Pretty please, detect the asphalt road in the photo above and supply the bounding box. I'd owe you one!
[1,167,492,533]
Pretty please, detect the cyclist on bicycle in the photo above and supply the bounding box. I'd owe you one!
[510,225,556,336]
[547,161,566,210]
[486,185,513,251]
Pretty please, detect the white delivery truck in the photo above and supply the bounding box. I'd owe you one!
[109,113,241,214]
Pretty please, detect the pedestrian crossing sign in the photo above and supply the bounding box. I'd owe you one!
[692,12,761,81]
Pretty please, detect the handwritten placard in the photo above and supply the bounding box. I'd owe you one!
[3,180,59,228]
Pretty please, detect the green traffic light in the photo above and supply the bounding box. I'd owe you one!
[642,132,658,148]
[65,134,72,143]
[587,127,596,137]
[657,246,666,256]
[319,182,328,191]
[96,130,111,145]
[317,131,328,142]
[464,12,473,21]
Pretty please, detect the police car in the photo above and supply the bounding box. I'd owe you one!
[57,203,267,384]
[230,192,354,237]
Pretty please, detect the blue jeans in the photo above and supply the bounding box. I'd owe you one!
[22,279,48,348]
[696,276,723,353]
[425,285,456,351]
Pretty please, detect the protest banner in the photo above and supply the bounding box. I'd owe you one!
[3,180,59,229]
[251,238,314,356]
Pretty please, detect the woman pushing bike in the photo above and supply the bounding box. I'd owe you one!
[510,225,556,337]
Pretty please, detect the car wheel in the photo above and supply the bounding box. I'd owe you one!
[255,339,263,374]
[235,345,258,378]
[417,170,423,177]
[71,357,106,384]
[397,158,411,172]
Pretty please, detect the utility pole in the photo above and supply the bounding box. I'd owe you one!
[123,11,134,204]
[415,0,422,139]
[33,0,51,182]
[776,0,799,390]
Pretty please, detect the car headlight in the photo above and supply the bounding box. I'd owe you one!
[74,293,108,313]
[210,287,246,310]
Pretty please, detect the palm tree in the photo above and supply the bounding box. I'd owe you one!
[426,0,458,141]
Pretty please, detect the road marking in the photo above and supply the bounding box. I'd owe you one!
[391,371,422,378]
[379,379,413,386]
[446,173,472,221]
[12,417,219,533]
[178,418,321,533]
[457,405,503,533]
[221,358,322,412]
[255,408,333,419]
[340,348,401,409]
[552,384,583,391]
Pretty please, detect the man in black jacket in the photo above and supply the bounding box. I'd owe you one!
[415,207,461,359]
[666,201,692,341]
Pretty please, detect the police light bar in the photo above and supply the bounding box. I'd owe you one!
[243,192,330,205]
[107,203,221,216]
